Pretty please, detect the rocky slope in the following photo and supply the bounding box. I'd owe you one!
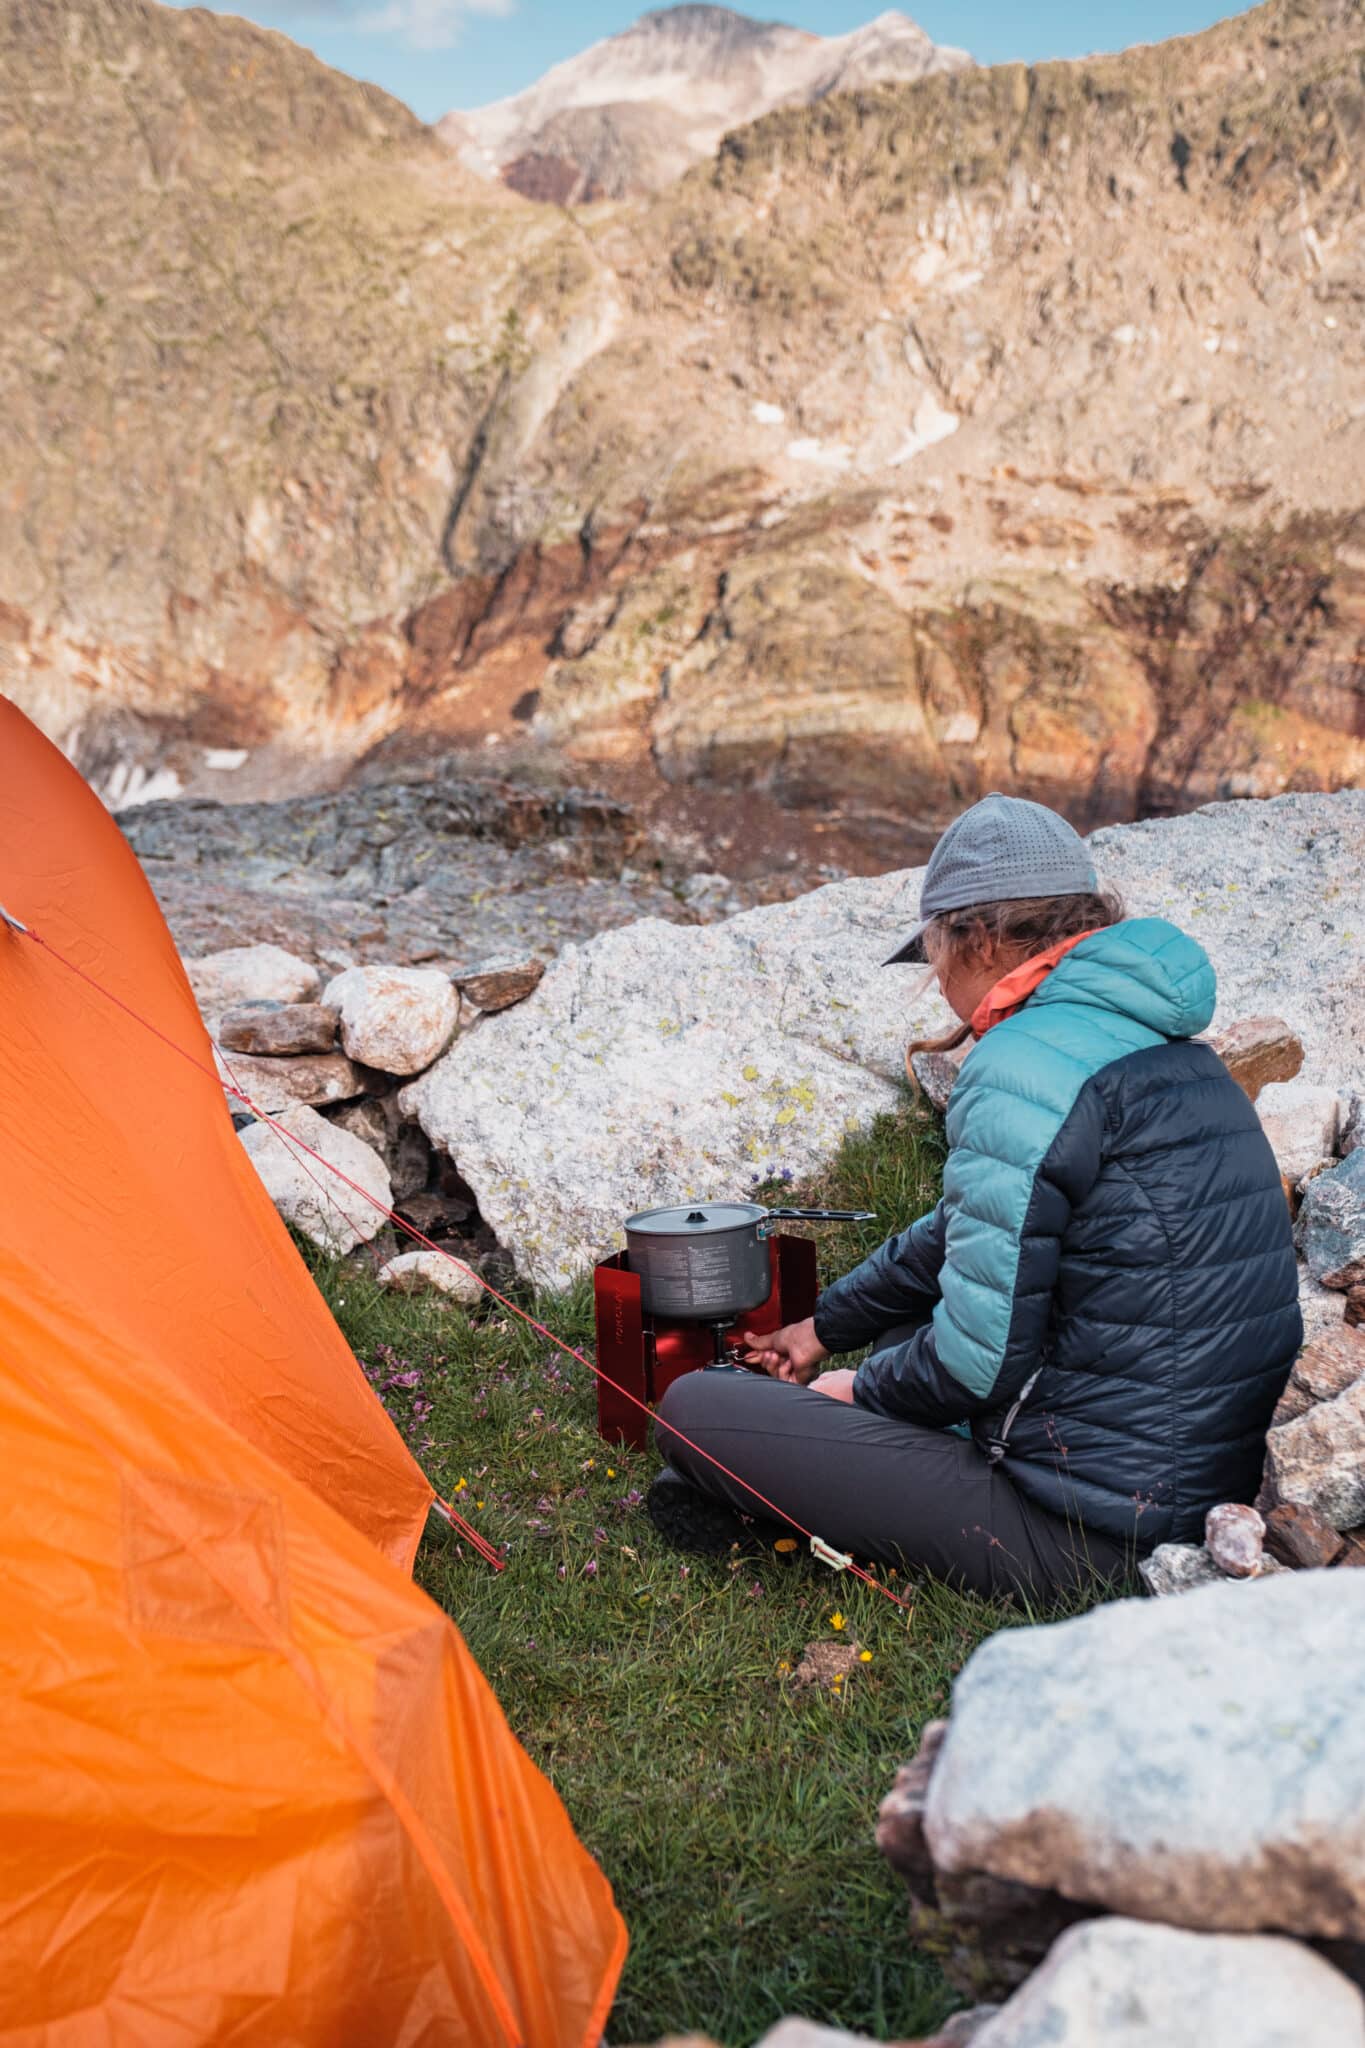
[4,0,1363,862]
[439,5,971,202]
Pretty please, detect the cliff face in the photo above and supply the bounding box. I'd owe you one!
[3,0,1363,854]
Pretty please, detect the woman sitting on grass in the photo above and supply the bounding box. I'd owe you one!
[649,794,1302,1601]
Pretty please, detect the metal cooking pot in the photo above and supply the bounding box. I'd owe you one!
[624,1201,876,1321]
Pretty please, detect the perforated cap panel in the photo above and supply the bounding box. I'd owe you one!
[922,795,1097,918]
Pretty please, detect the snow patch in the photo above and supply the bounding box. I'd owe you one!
[889,392,961,466]
[752,400,786,425]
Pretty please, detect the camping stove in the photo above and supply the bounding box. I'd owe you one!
[592,1232,818,1449]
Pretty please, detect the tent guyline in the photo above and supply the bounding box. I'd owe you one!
[15,918,913,1616]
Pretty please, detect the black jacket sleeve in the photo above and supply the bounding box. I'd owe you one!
[812,1201,948,1353]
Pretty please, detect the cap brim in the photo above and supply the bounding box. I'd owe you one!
[883,921,929,967]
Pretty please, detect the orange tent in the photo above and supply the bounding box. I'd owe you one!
[0,701,626,2043]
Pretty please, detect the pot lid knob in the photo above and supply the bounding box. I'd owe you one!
[685,1210,708,1224]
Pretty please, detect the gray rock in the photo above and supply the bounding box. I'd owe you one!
[1263,1379,1365,1531]
[1256,1082,1341,1184]
[329,1096,432,1201]
[403,793,1365,1287]
[1301,1263,1350,1341]
[239,1104,391,1253]
[218,1001,339,1056]
[1298,1151,1365,1288]
[924,1572,1365,1938]
[1139,1541,1285,1595]
[1139,1542,1224,1596]
[971,1918,1365,2048]
[186,943,321,1031]
[377,1249,482,1305]
[1342,1092,1365,1157]
[214,1047,363,1114]
[323,964,460,1077]
[911,1042,970,1112]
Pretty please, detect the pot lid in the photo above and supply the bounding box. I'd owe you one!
[624,1202,766,1235]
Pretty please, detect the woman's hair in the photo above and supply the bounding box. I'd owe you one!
[907,888,1126,1093]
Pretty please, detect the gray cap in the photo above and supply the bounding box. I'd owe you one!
[885,794,1098,965]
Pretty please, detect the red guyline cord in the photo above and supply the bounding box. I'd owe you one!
[18,922,913,1615]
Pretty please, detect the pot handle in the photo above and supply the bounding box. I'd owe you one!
[761,1207,878,1226]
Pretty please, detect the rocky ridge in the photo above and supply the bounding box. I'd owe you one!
[5,0,1363,859]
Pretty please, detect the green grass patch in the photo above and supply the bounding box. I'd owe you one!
[312,1101,1042,2045]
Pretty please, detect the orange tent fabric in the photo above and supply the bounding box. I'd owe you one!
[0,701,627,2043]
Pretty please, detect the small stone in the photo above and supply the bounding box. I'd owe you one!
[967,1918,1365,2048]
[239,1104,390,1253]
[1263,1502,1345,1570]
[218,1001,339,1056]
[1297,1149,1365,1285]
[377,1249,483,1305]
[1209,1015,1304,1103]
[1300,1264,1349,1341]
[1271,1380,1315,1427]
[1257,1082,1341,1184]
[911,1043,970,1112]
[186,944,320,1030]
[1204,1502,1265,1578]
[1138,1542,1221,1596]
[214,1047,363,1114]
[453,955,546,1013]
[1292,1324,1365,1403]
[1263,1377,1365,1530]
[323,965,460,1076]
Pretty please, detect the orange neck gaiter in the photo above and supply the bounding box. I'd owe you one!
[971,929,1101,1040]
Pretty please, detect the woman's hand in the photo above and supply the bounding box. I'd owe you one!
[739,1316,830,1385]
[810,1368,858,1403]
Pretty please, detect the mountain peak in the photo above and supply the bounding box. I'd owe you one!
[446,6,971,201]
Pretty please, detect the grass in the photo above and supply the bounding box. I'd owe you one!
[310,1100,1044,2046]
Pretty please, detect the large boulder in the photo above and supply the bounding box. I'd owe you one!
[323,965,460,1077]
[969,1918,1365,2048]
[923,1572,1365,1940]
[239,1104,391,1253]
[403,793,1365,1288]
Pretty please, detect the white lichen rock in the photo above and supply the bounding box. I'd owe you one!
[323,965,460,1077]
[377,1249,482,1305]
[187,944,320,1031]
[971,1918,1365,2048]
[403,793,1365,1288]
[239,1103,390,1254]
[924,1571,1365,1940]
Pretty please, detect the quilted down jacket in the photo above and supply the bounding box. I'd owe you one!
[813,919,1302,1548]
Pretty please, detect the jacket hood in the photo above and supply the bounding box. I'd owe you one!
[1030,918,1216,1039]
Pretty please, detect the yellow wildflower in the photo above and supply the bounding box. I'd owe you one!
[453,1478,468,1494]
[859,1650,873,1663]
[606,1468,616,1479]
[829,1611,846,1631]
[774,1537,798,1554]
[776,1659,791,1675]
[475,1500,485,1511]
[832,1674,844,1689]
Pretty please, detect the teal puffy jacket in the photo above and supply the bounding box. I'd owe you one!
[813,920,1302,1547]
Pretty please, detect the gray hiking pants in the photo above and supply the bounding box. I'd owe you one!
[654,1332,1132,1604]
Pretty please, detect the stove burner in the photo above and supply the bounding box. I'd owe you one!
[592,1232,819,1448]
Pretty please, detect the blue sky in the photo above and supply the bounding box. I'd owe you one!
[170,1,1242,122]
